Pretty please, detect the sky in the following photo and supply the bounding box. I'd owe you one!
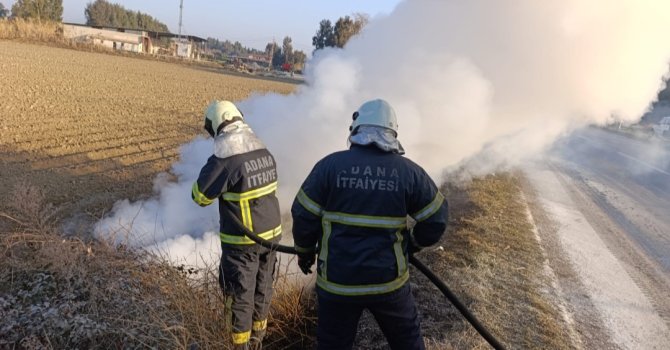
[3,0,401,53]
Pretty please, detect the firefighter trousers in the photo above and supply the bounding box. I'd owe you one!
[219,243,277,346]
[316,284,425,350]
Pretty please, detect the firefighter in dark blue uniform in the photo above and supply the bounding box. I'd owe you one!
[291,99,448,350]
[192,100,282,350]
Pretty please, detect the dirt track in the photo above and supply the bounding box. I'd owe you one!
[0,41,295,225]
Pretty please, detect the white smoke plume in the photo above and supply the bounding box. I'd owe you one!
[95,0,670,267]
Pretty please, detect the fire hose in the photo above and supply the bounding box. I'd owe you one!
[234,219,506,350]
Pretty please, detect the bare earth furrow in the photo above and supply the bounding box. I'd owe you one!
[0,41,295,216]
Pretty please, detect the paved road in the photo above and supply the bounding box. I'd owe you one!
[549,127,670,273]
[524,128,670,348]
[545,127,670,328]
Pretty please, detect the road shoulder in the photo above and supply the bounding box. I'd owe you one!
[523,162,670,349]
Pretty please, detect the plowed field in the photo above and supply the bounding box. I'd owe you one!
[0,42,295,225]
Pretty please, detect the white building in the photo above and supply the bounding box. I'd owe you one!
[175,39,192,58]
[63,23,150,53]
[63,23,206,59]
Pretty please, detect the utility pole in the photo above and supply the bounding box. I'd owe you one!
[178,0,184,41]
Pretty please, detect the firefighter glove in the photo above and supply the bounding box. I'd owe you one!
[297,253,315,275]
[409,240,423,255]
[408,230,423,255]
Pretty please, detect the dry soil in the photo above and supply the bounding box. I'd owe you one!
[0,41,295,225]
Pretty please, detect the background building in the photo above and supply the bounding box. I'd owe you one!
[63,23,206,58]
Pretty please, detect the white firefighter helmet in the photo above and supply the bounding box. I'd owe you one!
[350,99,398,134]
[204,100,244,137]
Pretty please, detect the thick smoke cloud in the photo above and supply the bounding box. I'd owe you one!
[95,0,670,267]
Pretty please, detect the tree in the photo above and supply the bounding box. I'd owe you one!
[271,46,283,68]
[293,50,307,72]
[207,37,266,60]
[265,42,274,56]
[264,41,277,67]
[11,0,63,22]
[282,36,293,65]
[0,3,9,18]
[334,14,368,48]
[313,14,368,51]
[312,19,335,51]
[85,0,168,32]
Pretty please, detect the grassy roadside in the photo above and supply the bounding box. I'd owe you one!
[0,185,316,350]
[0,174,573,349]
[0,231,318,349]
[405,173,572,349]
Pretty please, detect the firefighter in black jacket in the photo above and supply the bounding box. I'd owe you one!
[291,99,448,350]
[192,100,281,350]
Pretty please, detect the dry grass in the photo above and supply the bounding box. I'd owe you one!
[0,184,316,349]
[0,233,317,349]
[0,18,64,42]
[416,173,573,349]
[265,266,317,349]
[1,181,61,234]
[0,175,572,349]
[0,18,119,55]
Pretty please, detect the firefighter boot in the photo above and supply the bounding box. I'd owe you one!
[232,342,249,350]
[249,329,266,350]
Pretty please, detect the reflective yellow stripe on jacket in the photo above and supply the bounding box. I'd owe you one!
[322,211,406,229]
[298,191,409,296]
[192,182,214,206]
[222,181,278,235]
[411,192,444,222]
[296,189,324,217]
[223,182,278,201]
[317,270,410,296]
[220,225,282,245]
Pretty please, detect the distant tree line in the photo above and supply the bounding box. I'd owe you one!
[0,3,9,18]
[266,36,307,70]
[208,35,307,71]
[207,38,266,58]
[84,0,168,32]
[312,14,368,51]
[10,0,63,22]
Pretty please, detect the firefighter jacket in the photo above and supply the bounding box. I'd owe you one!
[291,144,448,296]
[192,123,282,245]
